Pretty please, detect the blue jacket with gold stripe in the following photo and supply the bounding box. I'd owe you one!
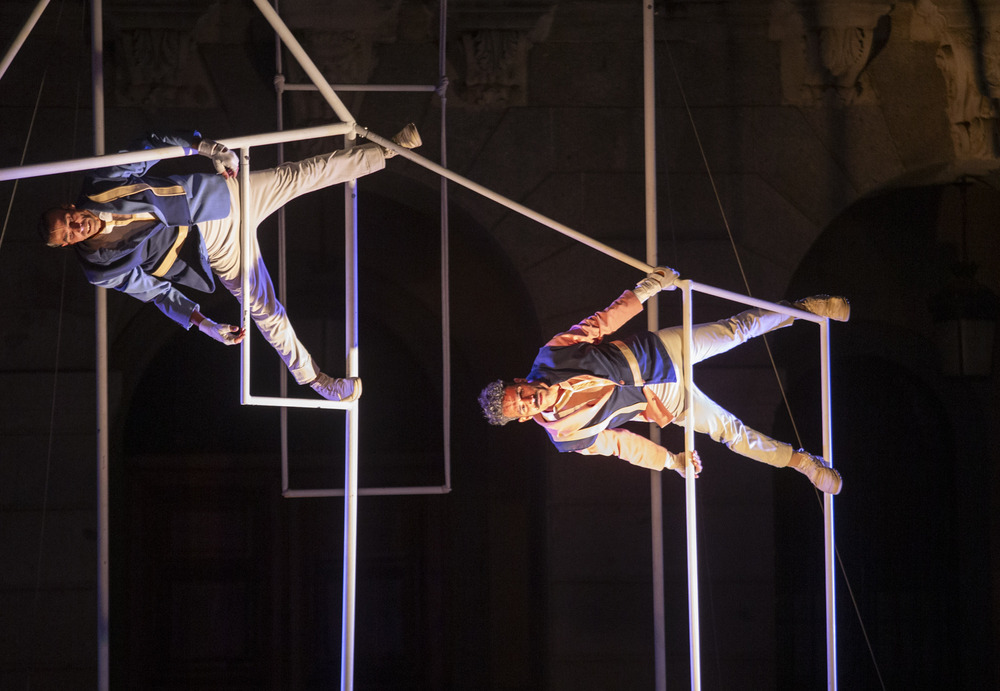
[73,131,231,328]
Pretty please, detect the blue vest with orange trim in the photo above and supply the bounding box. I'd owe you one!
[527,332,676,452]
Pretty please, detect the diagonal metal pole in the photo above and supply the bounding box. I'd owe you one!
[0,0,50,81]
[357,127,654,274]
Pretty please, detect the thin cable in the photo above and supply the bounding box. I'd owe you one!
[662,40,803,448]
[663,39,886,691]
[0,73,47,254]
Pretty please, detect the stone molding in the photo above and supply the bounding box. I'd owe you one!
[769,0,893,107]
[913,0,1000,160]
[448,1,556,108]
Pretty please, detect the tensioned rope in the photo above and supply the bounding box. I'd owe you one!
[662,39,886,690]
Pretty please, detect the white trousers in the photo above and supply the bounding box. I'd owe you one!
[646,308,796,467]
[200,144,385,384]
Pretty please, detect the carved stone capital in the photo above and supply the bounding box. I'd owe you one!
[769,0,892,107]
[913,0,1000,159]
[448,1,557,108]
[105,1,226,109]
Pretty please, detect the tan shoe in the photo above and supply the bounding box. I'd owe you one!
[309,374,362,403]
[792,295,850,322]
[392,122,422,149]
[791,450,842,494]
[381,123,421,158]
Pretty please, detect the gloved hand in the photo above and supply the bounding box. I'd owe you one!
[198,138,239,178]
[665,449,701,479]
[197,316,245,345]
[633,265,680,302]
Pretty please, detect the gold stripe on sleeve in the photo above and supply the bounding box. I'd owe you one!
[87,183,186,203]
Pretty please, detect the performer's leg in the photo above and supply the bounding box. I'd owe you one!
[245,144,386,223]
[219,244,320,385]
[202,213,320,384]
[673,385,794,467]
[657,308,793,368]
[668,384,841,492]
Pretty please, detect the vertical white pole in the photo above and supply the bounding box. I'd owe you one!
[239,149,253,404]
[341,145,361,691]
[272,0,291,493]
[820,321,837,690]
[642,1,667,689]
[439,0,452,489]
[92,1,110,688]
[250,0,354,123]
[681,283,701,690]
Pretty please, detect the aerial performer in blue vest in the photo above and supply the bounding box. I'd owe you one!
[39,124,422,402]
[478,267,846,494]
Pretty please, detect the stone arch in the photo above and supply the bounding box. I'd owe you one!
[769,183,996,688]
[112,177,546,685]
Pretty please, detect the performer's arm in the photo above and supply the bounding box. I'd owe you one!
[88,131,236,180]
[546,291,644,347]
[189,310,245,345]
[86,266,202,329]
[546,266,679,348]
[579,428,701,478]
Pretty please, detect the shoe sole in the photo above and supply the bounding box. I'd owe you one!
[796,295,850,322]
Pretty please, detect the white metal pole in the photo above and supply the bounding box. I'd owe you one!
[91,1,109,688]
[354,127,655,275]
[439,0,452,489]
[250,0,354,124]
[273,0,291,493]
[0,0,50,81]
[680,281,701,690]
[642,1,667,688]
[341,148,361,691]
[0,123,353,181]
[239,148,253,404]
[821,321,838,690]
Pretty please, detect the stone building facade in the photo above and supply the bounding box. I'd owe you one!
[0,0,997,688]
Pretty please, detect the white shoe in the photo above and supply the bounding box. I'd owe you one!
[791,450,842,494]
[793,295,850,322]
[309,374,362,402]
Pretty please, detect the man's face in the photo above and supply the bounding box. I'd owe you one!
[46,206,103,246]
[501,379,557,422]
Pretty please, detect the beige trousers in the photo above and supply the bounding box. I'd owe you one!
[200,144,385,384]
[646,308,797,467]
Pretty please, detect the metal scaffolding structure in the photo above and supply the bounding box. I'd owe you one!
[0,1,840,690]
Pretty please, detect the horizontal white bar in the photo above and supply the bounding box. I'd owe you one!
[0,122,354,182]
[355,125,654,274]
[283,485,452,498]
[686,280,826,324]
[218,122,353,149]
[280,83,437,93]
[0,146,195,181]
[243,394,356,410]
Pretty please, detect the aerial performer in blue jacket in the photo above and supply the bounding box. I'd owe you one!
[478,267,847,494]
[39,124,421,402]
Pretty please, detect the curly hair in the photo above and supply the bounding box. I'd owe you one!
[478,379,516,426]
[38,205,71,247]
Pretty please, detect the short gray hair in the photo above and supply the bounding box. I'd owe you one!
[478,380,516,426]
